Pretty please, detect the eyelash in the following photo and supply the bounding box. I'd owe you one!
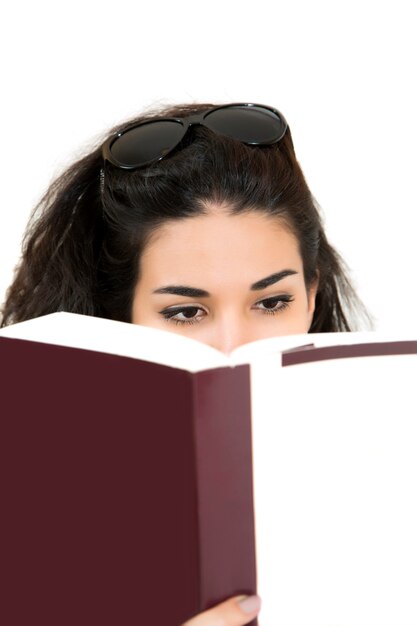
[159,295,294,326]
[160,306,206,326]
[256,294,294,314]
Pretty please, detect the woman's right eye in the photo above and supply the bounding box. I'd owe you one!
[159,306,207,325]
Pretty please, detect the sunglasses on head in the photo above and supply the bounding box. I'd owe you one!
[102,103,288,171]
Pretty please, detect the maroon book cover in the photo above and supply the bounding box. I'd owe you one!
[0,336,257,626]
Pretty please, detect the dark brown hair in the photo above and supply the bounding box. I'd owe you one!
[1,103,368,331]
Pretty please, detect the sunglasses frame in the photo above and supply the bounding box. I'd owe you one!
[102,103,288,171]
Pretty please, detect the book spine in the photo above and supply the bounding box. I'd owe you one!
[192,365,258,626]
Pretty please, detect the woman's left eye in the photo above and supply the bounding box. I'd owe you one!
[159,306,207,325]
[253,295,294,314]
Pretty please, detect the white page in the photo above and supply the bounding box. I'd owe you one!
[0,312,327,369]
[1,312,414,371]
[251,352,417,626]
[0,312,228,371]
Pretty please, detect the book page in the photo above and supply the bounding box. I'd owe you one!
[229,329,417,365]
[0,312,228,372]
[250,351,417,626]
[2,312,415,372]
[0,312,318,370]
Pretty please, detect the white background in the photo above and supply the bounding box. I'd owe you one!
[1,0,416,332]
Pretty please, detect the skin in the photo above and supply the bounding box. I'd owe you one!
[132,207,318,353]
[181,595,261,626]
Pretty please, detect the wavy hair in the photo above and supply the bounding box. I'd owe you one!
[1,103,368,331]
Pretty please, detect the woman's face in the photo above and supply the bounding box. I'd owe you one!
[132,208,318,353]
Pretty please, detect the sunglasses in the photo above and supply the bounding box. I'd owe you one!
[102,103,288,170]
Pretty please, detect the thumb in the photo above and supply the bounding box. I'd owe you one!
[182,594,261,626]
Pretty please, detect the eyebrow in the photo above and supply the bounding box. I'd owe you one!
[152,270,298,297]
[153,285,210,297]
[250,270,298,291]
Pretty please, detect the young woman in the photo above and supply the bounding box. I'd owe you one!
[1,102,368,624]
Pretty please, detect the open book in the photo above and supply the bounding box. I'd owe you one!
[1,313,416,626]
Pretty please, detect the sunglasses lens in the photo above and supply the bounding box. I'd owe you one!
[204,105,287,145]
[109,120,186,167]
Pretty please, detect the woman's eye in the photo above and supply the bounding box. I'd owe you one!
[159,306,206,325]
[254,295,294,314]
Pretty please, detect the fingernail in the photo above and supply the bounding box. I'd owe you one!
[237,594,261,614]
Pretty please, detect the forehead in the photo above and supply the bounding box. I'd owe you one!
[140,210,303,285]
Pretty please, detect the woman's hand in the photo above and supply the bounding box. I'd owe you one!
[182,594,261,626]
